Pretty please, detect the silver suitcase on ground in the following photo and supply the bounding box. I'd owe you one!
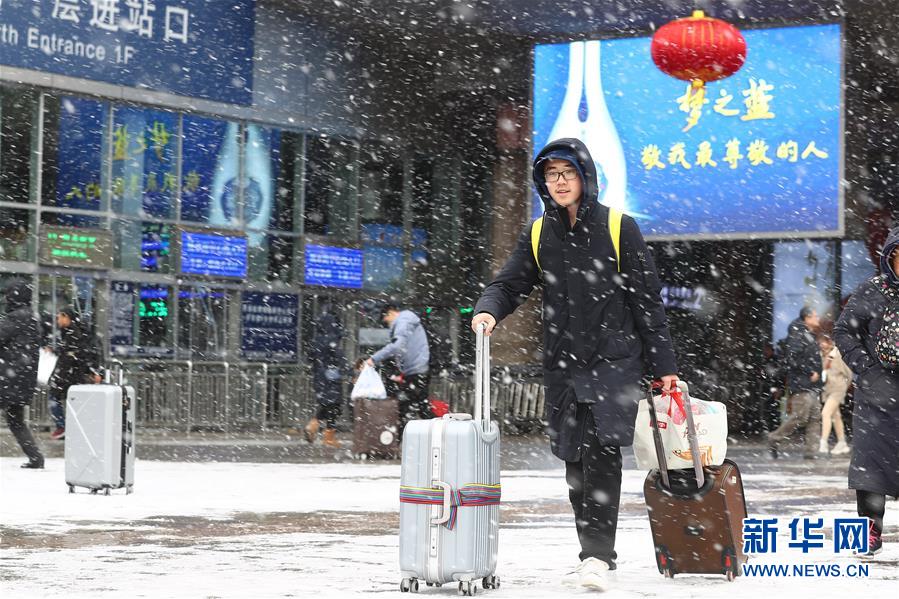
[399,325,501,596]
[65,366,135,495]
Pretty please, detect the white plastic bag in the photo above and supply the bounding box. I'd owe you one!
[633,389,728,470]
[36,348,58,388]
[350,365,388,400]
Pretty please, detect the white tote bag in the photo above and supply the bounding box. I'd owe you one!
[36,348,58,388]
[633,389,728,471]
[350,365,388,400]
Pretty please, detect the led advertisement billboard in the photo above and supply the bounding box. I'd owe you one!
[533,23,842,239]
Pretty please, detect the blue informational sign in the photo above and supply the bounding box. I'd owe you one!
[240,292,298,361]
[363,246,404,290]
[361,223,404,246]
[533,23,842,239]
[0,0,255,105]
[304,244,364,289]
[179,230,248,277]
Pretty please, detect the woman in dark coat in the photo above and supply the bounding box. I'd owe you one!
[47,307,102,439]
[833,226,899,555]
[304,306,347,448]
[0,279,44,468]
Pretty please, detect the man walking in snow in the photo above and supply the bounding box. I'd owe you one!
[767,306,823,459]
[365,302,430,434]
[471,137,679,591]
[0,279,45,469]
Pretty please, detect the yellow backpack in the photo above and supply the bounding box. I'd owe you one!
[530,208,623,273]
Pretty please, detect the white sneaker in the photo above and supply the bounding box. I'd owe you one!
[831,440,850,455]
[818,440,830,454]
[561,560,587,587]
[562,557,611,592]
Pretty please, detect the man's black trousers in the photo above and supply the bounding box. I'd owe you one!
[5,405,43,463]
[398,372,431,435]
[564,404,622,569]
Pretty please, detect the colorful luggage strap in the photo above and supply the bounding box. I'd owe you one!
[399,483,502,530]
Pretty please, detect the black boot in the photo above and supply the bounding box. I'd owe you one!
[21,458,44,469]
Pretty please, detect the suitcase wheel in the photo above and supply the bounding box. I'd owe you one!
[458,580,477,596]
[482,575,500,589]
[658,549,675,578]
[724,550,739,581]
[68,485,75,494]
[399,578,419,593]
[425,582,442,588]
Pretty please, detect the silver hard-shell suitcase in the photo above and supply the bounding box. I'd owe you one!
[399,324,500,596]
[65,364,135,495]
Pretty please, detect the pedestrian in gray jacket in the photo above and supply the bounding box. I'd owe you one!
[366,303,430,434]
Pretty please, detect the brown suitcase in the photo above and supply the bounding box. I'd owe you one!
[352,398,400,459]
[642,383,748,581]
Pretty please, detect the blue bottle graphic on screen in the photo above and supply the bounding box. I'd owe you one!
[243,125,273,247]
[547,41,628,213]
[209,123,272,247]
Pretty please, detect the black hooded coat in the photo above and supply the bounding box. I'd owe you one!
[474,138,678,461]
[0,280,40,409]
[310,310,347,407]
[833,226,899,498]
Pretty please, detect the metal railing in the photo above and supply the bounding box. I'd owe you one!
[430,369,546,433]
[26,361,551,433]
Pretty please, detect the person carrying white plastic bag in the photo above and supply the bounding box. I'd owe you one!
[351,364,388,400]
[633,383,728,470]
[36,348,58,388]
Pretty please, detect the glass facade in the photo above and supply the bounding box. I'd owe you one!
[0,84,464,363]
[41,95,109,213]
[0,88,37,205]
[111,106,178,219]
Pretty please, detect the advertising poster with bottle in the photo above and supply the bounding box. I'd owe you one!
[533,23,841,239]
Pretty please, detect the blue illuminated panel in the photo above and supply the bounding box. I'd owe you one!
[304,245,363,289]
[179,231,248,277]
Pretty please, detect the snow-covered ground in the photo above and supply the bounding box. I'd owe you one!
[1,458,896,598]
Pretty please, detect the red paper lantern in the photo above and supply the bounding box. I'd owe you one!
[651,10,747,87]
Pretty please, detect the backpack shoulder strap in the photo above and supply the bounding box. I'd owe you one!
[532,209,622,272]
[530,216,544,271]
[609,208,623,272]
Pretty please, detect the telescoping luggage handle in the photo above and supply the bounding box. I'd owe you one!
[647,380,705,489]
[473,323,491,427]
[104,359,125,386]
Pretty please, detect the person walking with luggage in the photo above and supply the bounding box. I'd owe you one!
[833,226,899,556]
[305,305,348,448]
[471,138,679,591]
[365,302,430,434]
[767,307,824,459]
[46,307,102,440]
[818,335,851,455]
[0,279,45,469]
